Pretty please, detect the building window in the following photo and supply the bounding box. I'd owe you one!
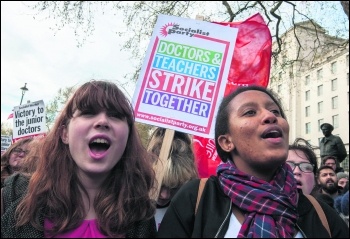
[318,119,324,131]
[317,69,323,81]
[305,106,310,117]
[279,72,282,80]
[277,84,282,93]
[332,96,338,109]
[331,61,337,74]
[305,90,310,101]
[305,75,310,85]
[305,122,311,134]
[331,78,337,91]
[332,115,339,128]
[317,85,323,96]
[318,101,323,113]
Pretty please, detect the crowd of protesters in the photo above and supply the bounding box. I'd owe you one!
[1,81,348,238]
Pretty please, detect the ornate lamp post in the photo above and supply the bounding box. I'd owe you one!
[20,83,29,105]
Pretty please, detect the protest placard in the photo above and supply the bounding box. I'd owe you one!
[1,135,12,154]
[12,100,47,142]
[132,14,238,138]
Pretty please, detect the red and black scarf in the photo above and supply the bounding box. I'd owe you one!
[217,160,298,238]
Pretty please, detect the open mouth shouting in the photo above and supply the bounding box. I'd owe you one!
[89,137,111,159]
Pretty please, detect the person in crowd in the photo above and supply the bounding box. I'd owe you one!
[319,123,347,171]
[16,138,42,177]
[1,80,157,238]
[334,181,349,226]
[147,127,199,230]
[1,137,33,187]
[322,155,344,173]
[1,137,43,215]
[336,172,349,190]
[316,165,341,200]
[311,165,339,209]
[287,138,318,195]
[157,85,348,238]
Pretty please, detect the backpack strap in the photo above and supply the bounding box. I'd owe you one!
[1,187,4,216]
[195,180,329,235]
[195,178,245,224]
[305,194,331,237]
[195,178,208,215]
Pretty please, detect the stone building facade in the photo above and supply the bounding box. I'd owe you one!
[269,20,349,170]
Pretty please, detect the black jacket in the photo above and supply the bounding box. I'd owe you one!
[1,173,156,238]
[157,176,349,238]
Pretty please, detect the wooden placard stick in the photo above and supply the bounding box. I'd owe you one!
[150,14,204,200]
[150,128,175,200]
[196,15,204,21]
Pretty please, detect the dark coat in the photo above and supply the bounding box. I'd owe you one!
[157,176,349,238]
[319,134,347,163]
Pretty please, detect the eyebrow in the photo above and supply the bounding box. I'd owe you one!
[236,101,278,112]
[320,172,336,176]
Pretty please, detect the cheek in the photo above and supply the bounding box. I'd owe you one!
[304,174,315,182]
[8,155,19,166]
[320,177,327,183]
[281,118,289,134]
[231,119,254,136]
[9,154,16,161]
[116,123,130,139]
[233,123,255,146]
[67,122,87,141]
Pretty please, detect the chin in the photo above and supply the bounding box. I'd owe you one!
[271,153,288,164]
[157,200,170,207]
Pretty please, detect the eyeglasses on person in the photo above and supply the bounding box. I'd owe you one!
[286,162,314,173]
[12,148,29,156]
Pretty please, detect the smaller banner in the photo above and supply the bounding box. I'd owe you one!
[12,100,47,142]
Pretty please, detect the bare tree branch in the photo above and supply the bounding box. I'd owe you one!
[24,1,349,84]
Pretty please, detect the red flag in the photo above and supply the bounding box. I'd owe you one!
[193,13,272,178]
[7,112,13,120]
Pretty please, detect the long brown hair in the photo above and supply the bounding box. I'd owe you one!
[15,80,156,237]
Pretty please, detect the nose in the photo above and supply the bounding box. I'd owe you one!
[159,187,171,200]
[262,109,277,124]
[292,165,302,175]
[94,112,110,130]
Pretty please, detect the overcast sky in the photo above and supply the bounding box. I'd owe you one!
[1,1,136,124]
[2,1,348,127]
